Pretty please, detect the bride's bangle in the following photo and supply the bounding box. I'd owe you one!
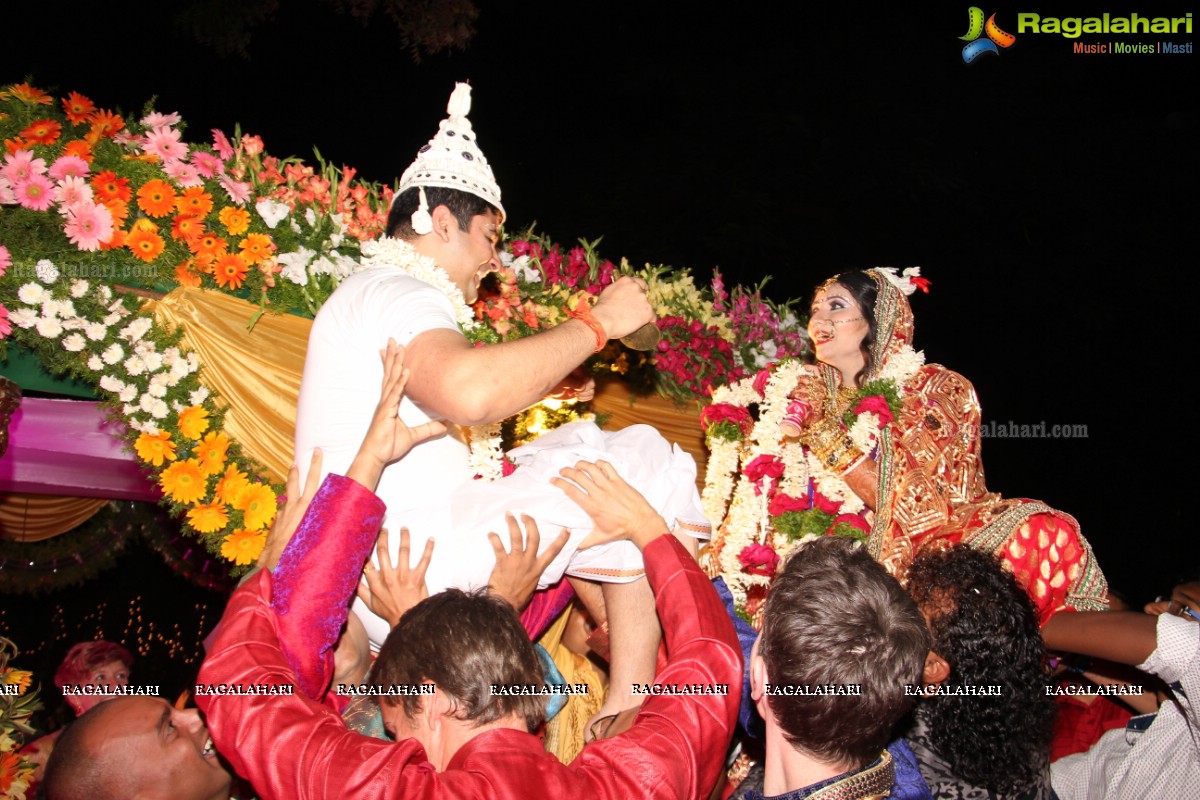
[802,418,864,474]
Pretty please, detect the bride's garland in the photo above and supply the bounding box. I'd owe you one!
[358,237,506,481]
[701,345,924,622]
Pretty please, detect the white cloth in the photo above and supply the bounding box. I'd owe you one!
[1050,614,1200,799]
[295,266,711,651]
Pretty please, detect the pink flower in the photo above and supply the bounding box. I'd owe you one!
[0,178,14,205]
[737,543,780,577]
[700,402,753,435]
[144,126,188,162]
[0,245,10,276]
[0,305,11,339]
[63,200,114,251]
[191,151,223,178]
[744,454,785,495]
[769,492,811,516]
[164,159,203,188]
[113,130,142,149]
[16,174,55,211]
[141,111,182,128]
[240,134,264,156]
[212,129,234,161]
[852,395,894,426]
[812,489,842,515]
[49,154,90,181]
[752,368,772,397]
[54,175,93,209]
[220,175,251,205]
[2,150,47,184]
[828,514,870,536]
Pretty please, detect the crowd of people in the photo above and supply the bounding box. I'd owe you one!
[23,84,1200,800]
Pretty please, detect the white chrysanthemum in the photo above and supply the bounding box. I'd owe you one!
[62,333,86,352]
[35,259,59,283]
[170,358,190,381]
[97,285,113,302]
[87,355,103,370]
[124,355,146,376]
[61,317,85,330]
[102,312,122,326]
[140,393,169,419]
[119,385,138,403]
[186,352,200,372]
[140,350,163,372]
[147,381,168,398]
[120,317,153,343]
[189,387,210,405]
[99,375,126,393]
[36,317,63,338]
[85,322,107,341]
[101,344,124,365]
[70,279,90,298]
[17,283,46,305]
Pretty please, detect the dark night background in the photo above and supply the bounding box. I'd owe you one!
[3,1,1197,696]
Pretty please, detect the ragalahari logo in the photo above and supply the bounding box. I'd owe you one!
[960,7,1017,62]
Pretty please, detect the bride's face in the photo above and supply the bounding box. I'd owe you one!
[808,282,869,373]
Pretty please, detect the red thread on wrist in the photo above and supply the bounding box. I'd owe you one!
[566,303,607,353]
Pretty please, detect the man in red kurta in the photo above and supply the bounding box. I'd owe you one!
[195,460,741,800]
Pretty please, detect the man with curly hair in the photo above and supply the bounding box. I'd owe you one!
[905,545,1057,799]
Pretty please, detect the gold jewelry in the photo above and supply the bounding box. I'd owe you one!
[801,417,865,475]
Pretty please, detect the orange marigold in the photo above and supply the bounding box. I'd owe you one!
[176,187,214,217]
[221,529,267,566]
[171,214,205,245]
[195,431,230,475]
[233,483,277,531]
[215,464,250,506]
[187,502,230,534]
[92,170,132,203]
[238,233,274,266]
[159,459,208,505]
[126,220,165,262]
[213,252,249,289]
[176,405,210,440]
[218,206,250,236]
[21,118,61,145]
[5,82,52,105]
[63,139,93,162]
[175,260,203,288]
[63,91,96,124]
[134,430,176,466]
[137,179,177,217]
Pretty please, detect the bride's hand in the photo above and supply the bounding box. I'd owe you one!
[781,367,826,436]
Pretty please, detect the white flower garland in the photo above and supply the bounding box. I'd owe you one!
[358,237,504,480]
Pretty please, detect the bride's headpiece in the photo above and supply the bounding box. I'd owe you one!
[872,267,930,297]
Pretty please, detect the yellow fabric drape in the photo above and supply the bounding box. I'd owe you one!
[0,494,108,542]
[149,288,311,485]
[539,603,606,764]
[591,381,708,488]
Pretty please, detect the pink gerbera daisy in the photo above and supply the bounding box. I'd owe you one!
[54,175,94,209]
[219,174,251,206]
[63,200,115,251]
[212,129,234,161]
[163,159,203,188]
[145,126,188,162]
[0,244,11,276]
[49,154,90,181]
[2,150,47,184]
[0,305,12,340]
[141,111,182,128]
[0,178,14,205]
[114,130,142,149]
[16,174,55,211]
[191,151,224,178]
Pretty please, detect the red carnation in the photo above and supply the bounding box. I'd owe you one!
[752,368,772,397]
[853,395,894,426]
[701,403,753,435]
[737,543,780,577]
[744,454,785,494]
[812,489,842,515]
[828,513,871,535]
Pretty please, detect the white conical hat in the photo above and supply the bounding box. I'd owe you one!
[398,83,504,233]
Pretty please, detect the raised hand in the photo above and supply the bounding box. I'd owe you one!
[257,448,324,571]
[591,276,654,340]
[487,513,570,610]
[357,527,434,628]
[553,460,669,551]
[347,338,447,492]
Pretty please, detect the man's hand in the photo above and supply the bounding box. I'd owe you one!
[346,338,447,492]
[546,365,596,403]
[487,513,570,610]
[1145,580,1200,619]
[257,449,324,571]
[357,527,434,628]
[591,276,654,340]
[553,460,670,551]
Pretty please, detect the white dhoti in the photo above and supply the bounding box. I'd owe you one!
[352,421,710,649]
